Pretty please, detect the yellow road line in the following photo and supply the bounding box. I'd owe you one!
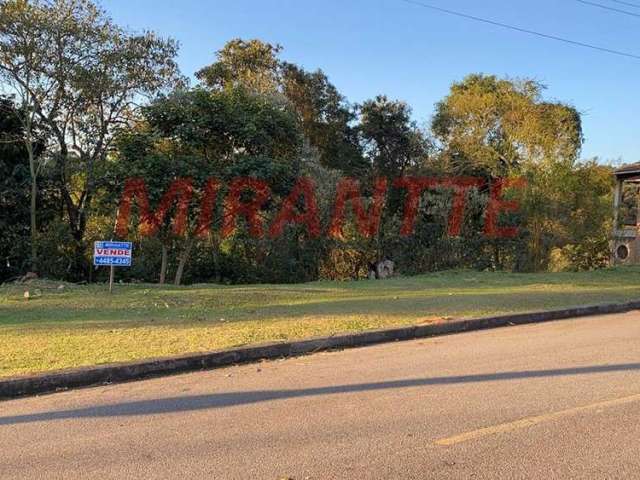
[435,392,640,446]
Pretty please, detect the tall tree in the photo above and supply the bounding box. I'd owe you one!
[196,38,282,94]
[432,74,583,176]
[114,86,303,285]
[359,95,430,177]
[145,87,301,165]
[112,127,209,285]
[432,74,584,270]
[282,63,365,175]
[0,96,30,279]
[0,0,181,276]
[197,38,365,175]
[0,2,51,269]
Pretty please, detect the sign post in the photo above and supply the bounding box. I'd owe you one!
[93,241,133,293]
[109,265,115,293]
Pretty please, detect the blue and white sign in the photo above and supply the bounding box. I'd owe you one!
[94,241,133,267]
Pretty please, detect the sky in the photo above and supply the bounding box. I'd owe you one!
[100,0,640,164]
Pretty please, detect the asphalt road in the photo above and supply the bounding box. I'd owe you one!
[2,311,640,479]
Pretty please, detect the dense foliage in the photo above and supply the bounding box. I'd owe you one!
[0,1,615,284]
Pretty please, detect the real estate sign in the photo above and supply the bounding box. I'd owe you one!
[93,241,133,267]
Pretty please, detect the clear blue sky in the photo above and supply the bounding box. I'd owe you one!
[101,0,639,163]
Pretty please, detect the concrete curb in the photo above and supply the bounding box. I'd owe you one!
[2,300,640,400]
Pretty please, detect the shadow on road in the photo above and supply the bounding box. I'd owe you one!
[2,362,640,425]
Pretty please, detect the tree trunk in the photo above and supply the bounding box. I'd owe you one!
[29,155,37,272]
[493,243,501,270]
[174,239,194,286]
[25,121,37,272]
[209,234,221,283]
[159,243,168,284]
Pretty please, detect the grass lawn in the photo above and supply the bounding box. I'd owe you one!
[1,267,640,378]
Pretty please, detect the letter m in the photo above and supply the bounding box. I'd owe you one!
[115,178,193,238]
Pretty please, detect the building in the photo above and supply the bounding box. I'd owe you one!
[612,162,640,265]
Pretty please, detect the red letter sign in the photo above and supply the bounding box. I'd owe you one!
[270,177,321,238]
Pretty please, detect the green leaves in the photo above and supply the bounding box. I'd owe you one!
[432,74,583,176]
[145,86,301,163]
[359,95,430,177]
[196,38,283,94]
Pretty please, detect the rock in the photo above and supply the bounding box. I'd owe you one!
[368,259,395,279]
[376,259,395,279]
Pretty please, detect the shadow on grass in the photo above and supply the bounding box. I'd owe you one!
[2,286,639,329]
[2,362,640,425]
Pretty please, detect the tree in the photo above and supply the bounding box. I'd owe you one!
[432,74,584,270]
[0,95,44,271]
[196,38,282,94]
[0,96,31,280]
[0,2,52,270]
[359,95,430,178]
[197,38,366,175]
[113,85,303,285]
[432,74,582,176]
[145,87,301,164]
[112,127,208,285]
[282,63,365,175]
[526,159,613,271]
[0,0,181,277]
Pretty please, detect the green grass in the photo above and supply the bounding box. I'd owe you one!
[1,267,640,378]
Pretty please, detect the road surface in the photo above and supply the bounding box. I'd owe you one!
[2,311,640,479]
